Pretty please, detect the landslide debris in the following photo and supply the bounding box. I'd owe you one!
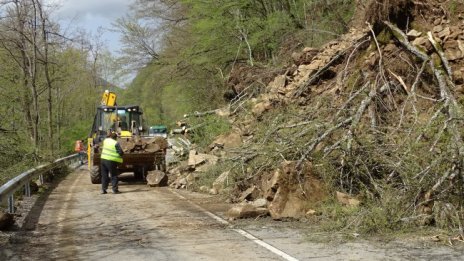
[170,0,464,236]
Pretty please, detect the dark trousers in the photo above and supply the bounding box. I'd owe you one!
[101,159,119,192]
[78,151,85,164]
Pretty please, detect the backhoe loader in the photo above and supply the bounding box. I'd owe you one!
[87,91,167,184]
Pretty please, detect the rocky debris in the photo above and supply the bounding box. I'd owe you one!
[292,47,319,66]
[411,25,464,62]
[251,100,273,118]
[187,150,218,172]
[209,132,242,151]
[187,150,205,167]
[169,137,191,157]
[170,176,188,189]
[336,191,360,207]
[263,161,327,220]
[212,171,230,192]
[407,29,422,38]
[0,211,14,230]
[168,149,220,190]
[239,186,260,202]
[226,203,269,219]
[276,29,369,99]
[119,136,167,153]
[186,173,200,183]
[226,65,285,100]
[251,198,267,208]
[305,209,317,217]
[169,0,464,226]
[146,170,168,187]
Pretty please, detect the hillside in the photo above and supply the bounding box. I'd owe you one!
[167,0,464,237]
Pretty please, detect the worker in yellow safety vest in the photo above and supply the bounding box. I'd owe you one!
[100,131,124,194]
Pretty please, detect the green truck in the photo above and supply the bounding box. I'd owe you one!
[149,125,168,138]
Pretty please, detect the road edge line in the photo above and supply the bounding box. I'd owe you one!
[169,188,299,261]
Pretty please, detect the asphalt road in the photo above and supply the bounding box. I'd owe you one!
[2,166,464,260]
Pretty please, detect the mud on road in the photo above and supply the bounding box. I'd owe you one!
[1,167,464,260]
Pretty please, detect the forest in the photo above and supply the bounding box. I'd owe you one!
[3,0,464,235]
[0,0,354,183]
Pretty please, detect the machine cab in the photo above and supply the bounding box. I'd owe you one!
[91,105,145,142]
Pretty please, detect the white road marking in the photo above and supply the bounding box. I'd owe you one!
[169,189,299,261]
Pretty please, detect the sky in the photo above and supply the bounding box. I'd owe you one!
[50,0,135,54]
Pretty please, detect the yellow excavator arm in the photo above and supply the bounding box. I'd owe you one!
[101,90,117,106]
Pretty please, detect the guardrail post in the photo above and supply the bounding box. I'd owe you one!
[25,181,31,197]
[8,194,14,214]
[39,173,44,185]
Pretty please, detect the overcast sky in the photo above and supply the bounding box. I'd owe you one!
[51,0,135,53]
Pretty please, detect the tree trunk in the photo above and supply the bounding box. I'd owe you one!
[37,0,54,157]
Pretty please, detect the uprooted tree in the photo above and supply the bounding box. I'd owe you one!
[198,0,464,233]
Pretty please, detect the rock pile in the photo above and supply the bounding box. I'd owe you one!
[118,136,168,153]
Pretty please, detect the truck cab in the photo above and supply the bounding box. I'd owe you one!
[148,125,168,138]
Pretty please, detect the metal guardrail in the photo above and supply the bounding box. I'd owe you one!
[0,154,80,213]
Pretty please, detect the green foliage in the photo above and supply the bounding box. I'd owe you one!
[60,119,93,154]
[0,132,35,186]
[448,0,459,15]
[188,115,231,148]
[121,0,356,130]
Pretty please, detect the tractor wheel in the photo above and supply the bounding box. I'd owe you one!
[134,167,145,180]
[90,166,101,184]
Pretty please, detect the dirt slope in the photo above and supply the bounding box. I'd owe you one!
[194,0,464,233]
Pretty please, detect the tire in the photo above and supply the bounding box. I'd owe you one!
[133,167,145,180]
[90,166,101,184]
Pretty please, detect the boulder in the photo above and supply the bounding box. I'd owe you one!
[407,29,422,39]
[453,69,464,85]
[212,171,230,192]
[211,132,242,150]
[251,198,267,208]
[268,75,287,92]
[445,48,463,61]
[187,150,204,167]
[194,154,219,172]
[239,186,260,202]
[186,173,198,183]
[170,176,187,189]
[305,209,317,217]
[215,107,230,117]
[146,170,168,187]
[264,161,327,220]
[226,203,269,219]
[336,191,361,207]
[252,100,272,118]
[437,27,451,40]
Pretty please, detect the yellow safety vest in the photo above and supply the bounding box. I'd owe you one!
[101,138,123,163]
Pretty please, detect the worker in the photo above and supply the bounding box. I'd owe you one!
[119,115,129,131]
[111,116,128,131]
[100,131,124,194]
[74,140,85,164]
